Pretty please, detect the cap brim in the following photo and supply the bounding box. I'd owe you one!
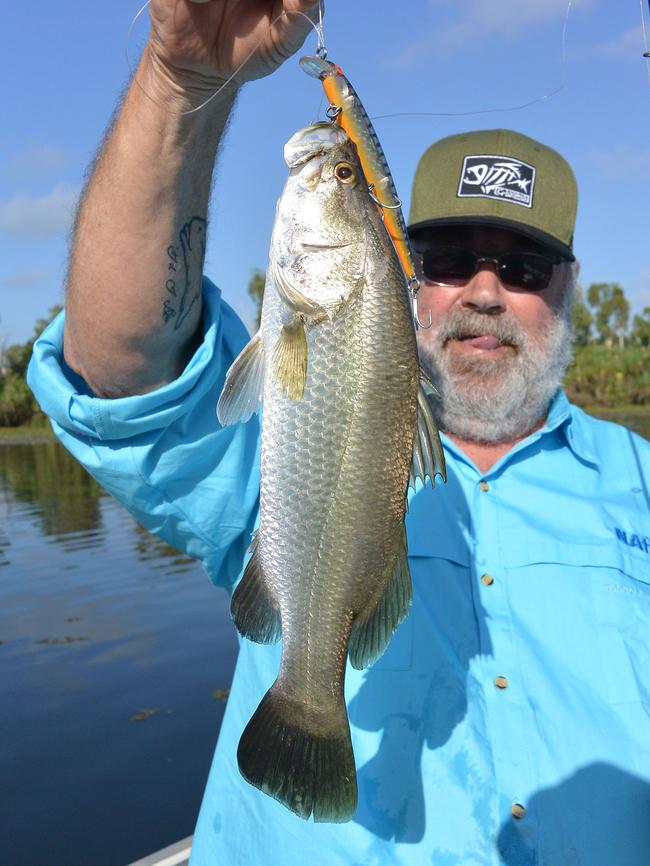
[408,216,575,261]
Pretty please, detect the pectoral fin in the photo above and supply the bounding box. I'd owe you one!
[410,369,447,489]
[273,315,308,400]
[216,332,265,426]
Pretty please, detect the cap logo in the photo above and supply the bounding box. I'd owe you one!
[457,154,536,208]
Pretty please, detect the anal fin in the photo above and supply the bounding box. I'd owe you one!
[231,537,281,644]
[348,527,412,670]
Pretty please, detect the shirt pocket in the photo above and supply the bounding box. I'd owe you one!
[505,541,650,706]
[588,549,650,705]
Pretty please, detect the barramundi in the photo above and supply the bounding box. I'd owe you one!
[217,121,445,822]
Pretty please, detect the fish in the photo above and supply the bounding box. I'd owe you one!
[216,121,445,823]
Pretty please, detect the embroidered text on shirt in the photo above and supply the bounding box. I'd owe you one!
[614,527,650,554]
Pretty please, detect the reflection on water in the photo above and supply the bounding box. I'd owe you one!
[0,442,238,866]
[0,440,102,538]
[132,522,196,576]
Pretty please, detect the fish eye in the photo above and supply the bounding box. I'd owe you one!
[334,162,356,184]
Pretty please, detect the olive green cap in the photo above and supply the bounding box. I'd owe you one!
[408,129,577,260]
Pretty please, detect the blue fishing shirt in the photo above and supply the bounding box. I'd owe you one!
[28,279,650,866]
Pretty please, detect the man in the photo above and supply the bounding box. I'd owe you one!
[28,2,650,864]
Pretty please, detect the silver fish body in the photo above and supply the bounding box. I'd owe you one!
[217,122,444,822]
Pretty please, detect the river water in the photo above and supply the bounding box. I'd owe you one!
[0,442,238,866]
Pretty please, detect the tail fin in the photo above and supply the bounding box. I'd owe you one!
[237,686,357,823]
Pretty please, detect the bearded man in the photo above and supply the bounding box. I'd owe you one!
[27,2,650,864]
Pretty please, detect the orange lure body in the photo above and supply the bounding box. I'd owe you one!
[300,55,417,288]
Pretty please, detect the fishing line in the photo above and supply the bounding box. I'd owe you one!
[127,0,575,122]
[126,0,328,116]
[370,0,575,122]
[640,0,650,79]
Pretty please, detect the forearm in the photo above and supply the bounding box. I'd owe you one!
[64,47,237,397]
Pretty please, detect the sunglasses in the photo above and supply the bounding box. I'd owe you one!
[420,244,564,292]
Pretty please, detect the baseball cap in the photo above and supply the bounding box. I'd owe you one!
[408,129,577,261]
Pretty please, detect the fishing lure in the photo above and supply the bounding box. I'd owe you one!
[300,54,431,329]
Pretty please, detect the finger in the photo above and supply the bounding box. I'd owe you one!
[283,0,322,22]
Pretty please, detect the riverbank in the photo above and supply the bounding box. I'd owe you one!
[0,424,53,445]
[580,406,650,440]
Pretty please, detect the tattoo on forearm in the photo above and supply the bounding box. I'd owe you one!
[162,216,206,330]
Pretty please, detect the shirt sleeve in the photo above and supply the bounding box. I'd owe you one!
[26,278,261,590]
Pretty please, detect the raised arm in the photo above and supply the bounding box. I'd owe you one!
[64,0,318,397]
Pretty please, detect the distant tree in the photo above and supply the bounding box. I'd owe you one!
[247,269,266,329]
[34,305,63,339]
[571,285,593,346]
[3,342,33,378]
[631,306,650,347]
[586,282,629,348]
[0,304,62,426]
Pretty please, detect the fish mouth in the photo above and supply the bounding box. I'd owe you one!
[300,241,356,252]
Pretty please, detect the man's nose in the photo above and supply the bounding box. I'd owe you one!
[460,263,507,314]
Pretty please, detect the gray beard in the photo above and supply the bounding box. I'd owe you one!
[418,303,574,444]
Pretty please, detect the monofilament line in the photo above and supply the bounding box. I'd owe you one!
[371,0,575,121]
[640,0,650,82]
[125,0,328,116]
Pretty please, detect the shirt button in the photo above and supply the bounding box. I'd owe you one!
[479,480,490,492]
[481,573,494,586]
[511,803,526,820]
[494,676,509,689]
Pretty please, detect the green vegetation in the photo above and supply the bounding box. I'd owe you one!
[565,283,649,418]
[564,344,649,408]
[246,269,266,328]
[1,305,61,428]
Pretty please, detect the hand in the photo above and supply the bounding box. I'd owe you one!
[148,0,321,91]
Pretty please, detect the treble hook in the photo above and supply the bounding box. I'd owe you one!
[368,185,403,211]
[410,277,432,330]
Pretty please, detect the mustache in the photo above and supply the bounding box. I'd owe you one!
[434,309,527,349]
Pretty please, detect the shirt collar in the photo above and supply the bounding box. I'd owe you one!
[548,390,600,467]
[440,389,600,476]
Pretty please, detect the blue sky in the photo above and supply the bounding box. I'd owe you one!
[1,0,649,345]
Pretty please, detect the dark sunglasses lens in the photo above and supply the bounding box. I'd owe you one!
[499,253,555,291]
[421,246,476,284]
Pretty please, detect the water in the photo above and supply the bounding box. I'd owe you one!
[0,442,239,866]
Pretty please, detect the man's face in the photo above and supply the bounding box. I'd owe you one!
[412,224,574,444]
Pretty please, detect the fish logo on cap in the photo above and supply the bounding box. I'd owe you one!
[457,154,536,208]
